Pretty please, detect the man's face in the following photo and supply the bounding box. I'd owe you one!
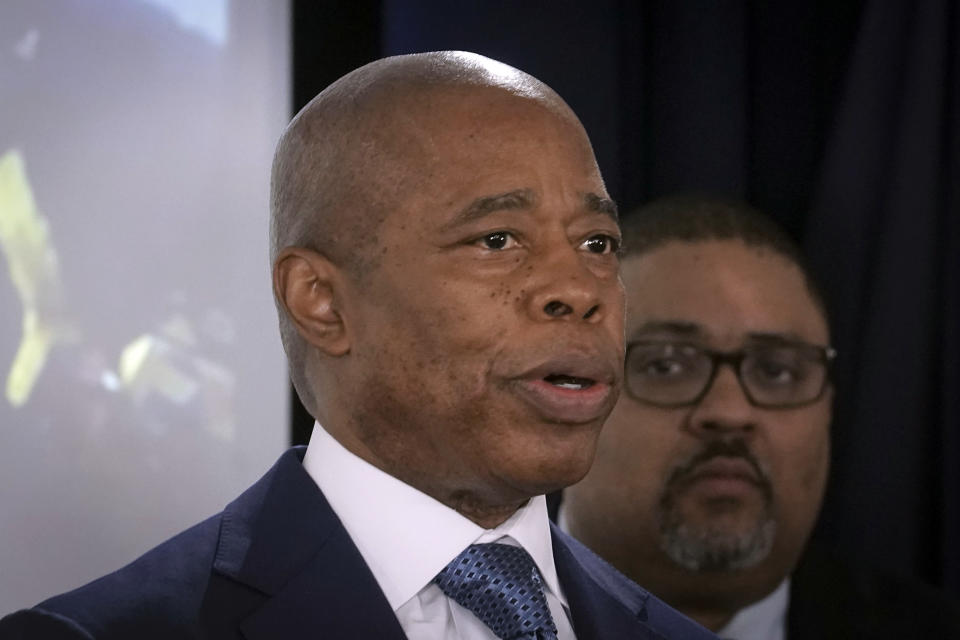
[565,239,831,606]
[336,87,624,515]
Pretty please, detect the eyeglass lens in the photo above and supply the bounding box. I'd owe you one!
[626,342,828,408]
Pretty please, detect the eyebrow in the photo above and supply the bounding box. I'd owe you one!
[444,189,619,230]
[631,322,813,346]
[584,192,619,222]
[632,321,703,339]
[744,331,813,345]
[444,189,535,229]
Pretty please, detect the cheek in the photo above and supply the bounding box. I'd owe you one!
[591,405,680,504]
[769,415,831,508]
[419,291,515,389]
[435,282,519,344]
[361,279,518,411]
[370,273,504,349]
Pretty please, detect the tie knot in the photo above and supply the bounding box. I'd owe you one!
[433,543,558,640]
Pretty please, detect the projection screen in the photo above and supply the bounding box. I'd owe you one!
[0,0,290,613]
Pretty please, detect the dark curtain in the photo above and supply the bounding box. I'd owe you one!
[289,1,383,446]
[290,0,959,595]
[803,0,960,592]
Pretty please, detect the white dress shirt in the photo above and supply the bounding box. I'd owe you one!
[716,578,789,640]
[302,423,577,640]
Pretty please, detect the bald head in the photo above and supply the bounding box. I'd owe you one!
[270,51,589,415]
[270,51,574,272]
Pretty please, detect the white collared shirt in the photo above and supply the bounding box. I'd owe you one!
[302,423,577,639]
[716,578,789,640]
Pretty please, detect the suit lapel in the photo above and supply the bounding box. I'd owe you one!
[207,449,707,639]
[552,525,666,640]
[212,447,407,640]
[238,528,407,640]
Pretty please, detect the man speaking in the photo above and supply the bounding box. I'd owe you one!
[0,52,714,639]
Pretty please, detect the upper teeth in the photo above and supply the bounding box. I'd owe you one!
[549,377,588,389]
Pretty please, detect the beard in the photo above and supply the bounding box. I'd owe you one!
[656,439,776,572]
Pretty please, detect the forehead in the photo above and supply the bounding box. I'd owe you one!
[356,85,609,242]
[622,240,829,345]
[381,86,601,189]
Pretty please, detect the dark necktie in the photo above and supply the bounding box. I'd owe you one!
[433,542,559,640]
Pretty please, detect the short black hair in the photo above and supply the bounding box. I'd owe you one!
[621,194,829,326]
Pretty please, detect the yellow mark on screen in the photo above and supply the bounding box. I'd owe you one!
[0,149,72,407]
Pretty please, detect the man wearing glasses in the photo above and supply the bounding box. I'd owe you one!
[561,196,960,639]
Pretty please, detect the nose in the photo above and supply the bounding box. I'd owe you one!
[685,364,758,439]
[526,244,613,323]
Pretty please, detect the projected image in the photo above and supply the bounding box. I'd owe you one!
[0,0,289,613]
[0,150,74,410]
[2,149,235,438]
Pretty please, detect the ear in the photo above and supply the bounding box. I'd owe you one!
[273,247,351,357]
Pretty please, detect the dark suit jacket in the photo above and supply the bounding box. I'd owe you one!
[0,448,716,639]
[787,546,960,640]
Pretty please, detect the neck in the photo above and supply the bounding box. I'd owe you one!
[326,422,529,529]
[449,492,527,529]
[664,574,786,632]
[680,607,736,632]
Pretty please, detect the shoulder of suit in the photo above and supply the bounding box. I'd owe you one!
[0,607,95,639]
[0,514,224,639]
[0,449,316,639]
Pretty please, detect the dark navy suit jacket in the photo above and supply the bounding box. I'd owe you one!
[0,448,716,639]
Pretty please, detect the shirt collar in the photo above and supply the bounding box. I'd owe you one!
[302,423,566,611]
[717,577,790,640]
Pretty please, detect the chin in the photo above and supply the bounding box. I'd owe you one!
[507,439,599,496]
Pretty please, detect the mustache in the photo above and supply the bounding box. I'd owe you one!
[663,439,773,497]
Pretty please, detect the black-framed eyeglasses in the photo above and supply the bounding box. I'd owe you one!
[625,340,836,409]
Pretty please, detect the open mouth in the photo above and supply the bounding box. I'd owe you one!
[543,374,596,390]
[508,350,617,423]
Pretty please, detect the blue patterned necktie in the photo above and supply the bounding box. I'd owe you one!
[433,543,559,640]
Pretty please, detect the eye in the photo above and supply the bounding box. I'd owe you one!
[628,343,704,381]
[751,359,802,385]
[642,358,687,378]
[580,234,621,255]
[475,231,520,251]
